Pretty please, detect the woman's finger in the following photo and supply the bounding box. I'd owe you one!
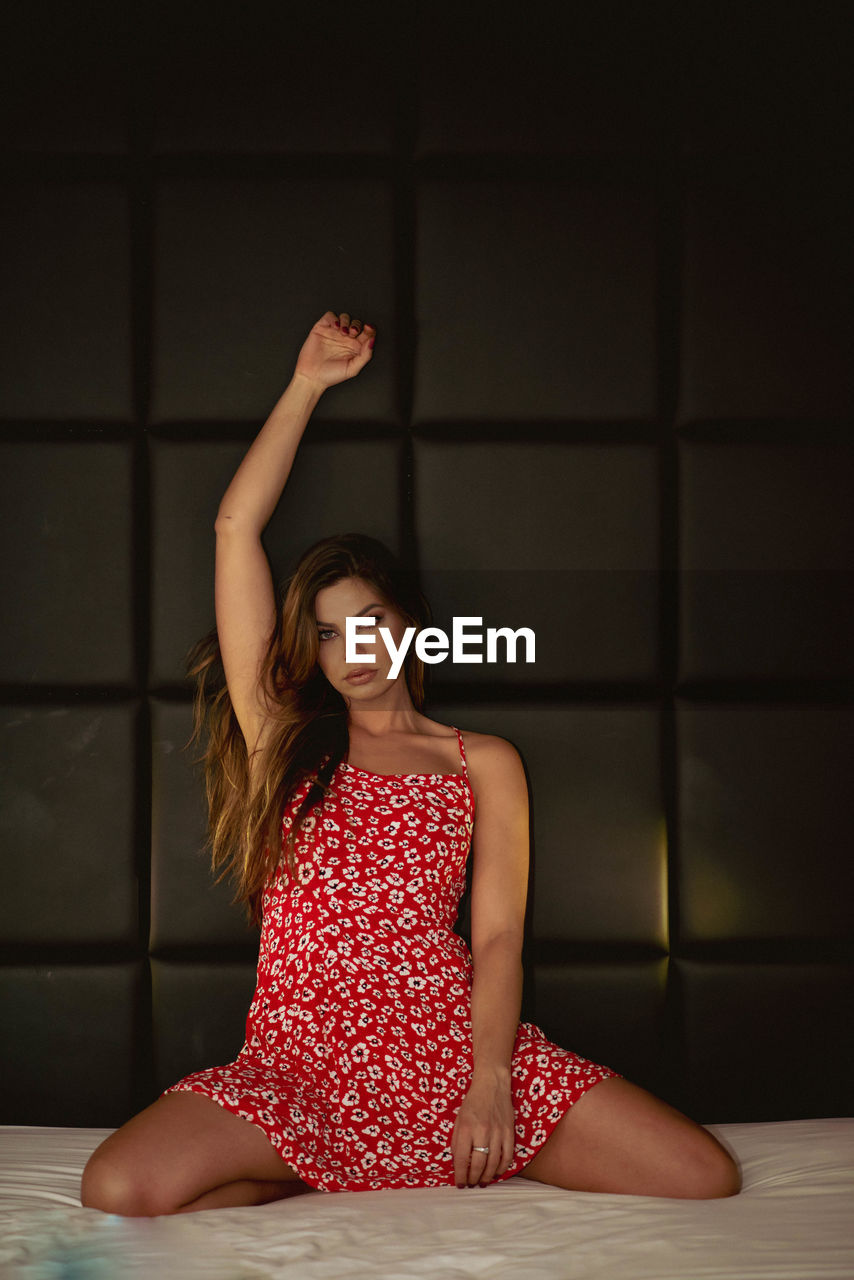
[453,1132,473,1186]
[346,337,374,375]
[452,1135,470,1188]
[328,311,376,344]
[479,1134,504,1185]
[500,1133,515,1178]
[467,1145,489,1186]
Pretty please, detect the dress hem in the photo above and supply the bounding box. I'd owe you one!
[500,1066,623,1185]
[160,1080,330,1193]
[162,1058,624,1194]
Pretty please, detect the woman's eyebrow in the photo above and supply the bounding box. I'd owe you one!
[315,602,384,628]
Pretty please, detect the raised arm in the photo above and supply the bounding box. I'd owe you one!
[214,309,375,758]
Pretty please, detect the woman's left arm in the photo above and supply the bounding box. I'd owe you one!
[451,736,530,1188]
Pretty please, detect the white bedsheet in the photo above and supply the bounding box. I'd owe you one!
[1,1119,852,1279]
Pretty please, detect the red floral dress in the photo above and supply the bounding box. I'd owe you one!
[161,726,619,1191]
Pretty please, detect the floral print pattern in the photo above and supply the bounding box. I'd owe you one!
[162,727,619,1191]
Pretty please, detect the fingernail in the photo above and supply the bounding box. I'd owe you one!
[369,338,375,348]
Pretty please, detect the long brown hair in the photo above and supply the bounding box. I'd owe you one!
[187,532,432,927]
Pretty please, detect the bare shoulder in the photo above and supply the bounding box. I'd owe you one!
[458,729,527,798]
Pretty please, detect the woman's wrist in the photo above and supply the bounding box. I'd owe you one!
[471,1062,512,1085]
[290,370,327,398]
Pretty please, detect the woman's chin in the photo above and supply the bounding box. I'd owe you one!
[341,672,397,698]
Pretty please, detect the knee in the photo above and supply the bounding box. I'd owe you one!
[681,1134,742,1200]
[80,1149,162,1217]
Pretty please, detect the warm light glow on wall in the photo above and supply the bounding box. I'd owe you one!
[691,860,745,940]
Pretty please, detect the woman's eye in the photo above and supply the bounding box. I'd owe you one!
[317,615,384,642]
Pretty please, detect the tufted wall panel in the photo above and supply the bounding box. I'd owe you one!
[1,1,853,1130]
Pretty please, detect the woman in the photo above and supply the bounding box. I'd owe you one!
[81,310,740,1216]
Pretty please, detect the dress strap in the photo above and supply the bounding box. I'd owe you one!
[453,726,468,776]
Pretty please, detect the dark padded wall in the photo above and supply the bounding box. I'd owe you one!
[2,2,853,1128]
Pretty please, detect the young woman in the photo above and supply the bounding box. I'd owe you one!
[81,310,740,1216]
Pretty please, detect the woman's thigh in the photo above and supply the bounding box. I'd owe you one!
[515,1076,740,1199]
[81,1089,307,1216]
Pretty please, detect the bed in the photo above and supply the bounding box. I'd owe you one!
[1,1118,852,1278]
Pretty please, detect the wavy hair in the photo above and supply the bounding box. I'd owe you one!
[186,532,432,927]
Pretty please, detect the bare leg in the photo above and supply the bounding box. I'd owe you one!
[81,1090,312,1217]
[516,1077,741,1199]
[175,1178,314,1213]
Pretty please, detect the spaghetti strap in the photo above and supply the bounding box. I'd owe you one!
[453,726,468,776]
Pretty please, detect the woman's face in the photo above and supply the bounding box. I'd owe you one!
[313,576,410,697]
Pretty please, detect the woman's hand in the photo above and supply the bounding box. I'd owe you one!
[450,1069,516,1188]
[292,310,376,392]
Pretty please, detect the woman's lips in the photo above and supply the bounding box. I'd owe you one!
[345,668,378,685]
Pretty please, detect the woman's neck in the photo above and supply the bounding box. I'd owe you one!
[346,704,424,740]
